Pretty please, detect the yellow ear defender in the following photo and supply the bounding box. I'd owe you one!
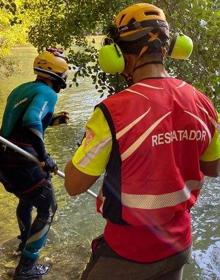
[98,33,193,74]
[168,33,193,60]
[98,40,125,74]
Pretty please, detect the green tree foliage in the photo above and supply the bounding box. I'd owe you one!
[28,0,133,94]
[1,0,219,103]
[0,0,34,76]
[153,0,220,104]
[0,0,27,57]
[28,0,220,103]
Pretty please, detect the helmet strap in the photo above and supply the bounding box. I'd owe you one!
[134,44,165,71]
[138,45,149,59]
[134,60,164,72]
[123,45,153,82]
[121,36,166,84]
[122,46,151,84]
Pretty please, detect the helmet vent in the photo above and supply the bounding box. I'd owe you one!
[128,18,136,26]
[144,11,159,16]
[119,14,126,25]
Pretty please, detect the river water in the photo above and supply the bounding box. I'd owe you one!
[0,46,219,280]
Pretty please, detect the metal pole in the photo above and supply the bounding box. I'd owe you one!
[0,136,97,198]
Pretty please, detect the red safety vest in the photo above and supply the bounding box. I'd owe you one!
[96,77,217,262]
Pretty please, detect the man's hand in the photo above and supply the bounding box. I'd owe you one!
[50,111,69,126]
[43,154,58,173]
[200,159,220,177]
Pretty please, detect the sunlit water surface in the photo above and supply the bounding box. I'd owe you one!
[0,47,219,280]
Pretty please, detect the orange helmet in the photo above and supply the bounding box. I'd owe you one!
[115,3,169,40]
[34,48,69,88]
[111,3,169,54]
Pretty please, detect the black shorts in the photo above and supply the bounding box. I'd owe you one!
[0,145,49,194]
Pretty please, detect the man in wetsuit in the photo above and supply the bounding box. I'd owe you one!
[0,48,69,279]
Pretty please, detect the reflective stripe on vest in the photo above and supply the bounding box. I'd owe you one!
[121,180,203,210]
[97,180,203,213]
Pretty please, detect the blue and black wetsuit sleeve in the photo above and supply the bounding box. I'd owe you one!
[29,131,47,161]
[22,85,57,160]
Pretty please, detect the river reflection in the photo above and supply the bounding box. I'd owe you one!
[0,47,219,280]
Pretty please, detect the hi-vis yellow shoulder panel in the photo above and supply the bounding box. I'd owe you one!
[72,107,112,176]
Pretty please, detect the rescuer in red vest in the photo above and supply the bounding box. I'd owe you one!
[64,3,220,280]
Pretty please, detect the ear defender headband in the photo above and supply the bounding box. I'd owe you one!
[98,33,193,74]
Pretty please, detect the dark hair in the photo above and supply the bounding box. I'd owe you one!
[118,30,169,55]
